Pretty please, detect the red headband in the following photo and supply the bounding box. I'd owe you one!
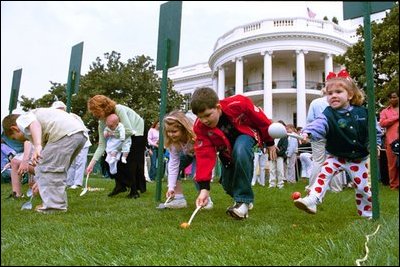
[326,69,350,81]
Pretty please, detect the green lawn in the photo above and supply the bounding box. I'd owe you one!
[1,176,399,266]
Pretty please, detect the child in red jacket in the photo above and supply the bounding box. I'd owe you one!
[190,87,277,219]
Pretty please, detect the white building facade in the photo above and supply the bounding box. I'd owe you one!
[167,17,358,127]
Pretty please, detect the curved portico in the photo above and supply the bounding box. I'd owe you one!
[167,17,356,127]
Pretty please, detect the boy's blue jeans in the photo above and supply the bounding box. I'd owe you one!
[220,135,255,204]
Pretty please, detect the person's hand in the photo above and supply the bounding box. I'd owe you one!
[31,145,43,165]
[86,161,95,175]
[377,146,381,158]
[32,182,39,196]
[104,131,113,138]
[17,160,30,176]
[196,189,210,208]
[166,189,175,199]
[267,145,277,161]
[300,133,310,142]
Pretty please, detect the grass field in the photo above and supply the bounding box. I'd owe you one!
[1,176,399,266]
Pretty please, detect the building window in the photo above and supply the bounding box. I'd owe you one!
[181,93,191,112]
[293,112,297,127]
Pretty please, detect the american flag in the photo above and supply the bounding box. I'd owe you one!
[307,7,316,19]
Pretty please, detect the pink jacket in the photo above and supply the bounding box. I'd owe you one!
[379,106,399,145]
[194,95,274,183]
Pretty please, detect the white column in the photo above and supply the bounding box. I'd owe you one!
[262,51,273,118]
[235,57,243,95]
[296,50,307,128]
[324,53,333,78]
[218,66,225,100]
[212,74,218,92]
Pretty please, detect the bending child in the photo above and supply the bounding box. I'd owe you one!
[190,87,277,220]
[162,110,213,209]
[2,108,88,214]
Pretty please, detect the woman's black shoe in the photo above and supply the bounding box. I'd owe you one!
[127,191,140,199]
[107,187,127,197]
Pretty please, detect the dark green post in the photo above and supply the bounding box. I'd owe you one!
[343,1,394,220]
[66,42,84,113]
[155,1,182,202]
[363,2,379,219]
[155,39,170,202]
[8,69,22,114]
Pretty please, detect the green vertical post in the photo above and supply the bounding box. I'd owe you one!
[66,71,76,113]
[155,39,170,202]
[363,2,379,219]
[66,42,84,113]
[8,68,22,114]
[155,1,182,202]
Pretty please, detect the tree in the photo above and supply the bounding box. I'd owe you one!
[19,82,66,110]
[336,3,399,108]
[19,51,185,144]
[332,16,338,24]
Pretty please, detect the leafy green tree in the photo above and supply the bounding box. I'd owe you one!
[19,51,185,144]
[336,3,399,108]
[19,82,66,110]
[332,16,338,24]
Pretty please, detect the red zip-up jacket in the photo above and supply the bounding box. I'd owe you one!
[194,95,275,188]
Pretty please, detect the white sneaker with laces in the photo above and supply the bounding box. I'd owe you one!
[226,202,249,219]
[164,197,187,209]
[294,195,318,214]
[121,157,127,164]
[203,197,214,210]
[233,201,253,210]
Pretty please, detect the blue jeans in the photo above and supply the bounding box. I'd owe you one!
[220,135,255,204]
[149,147,158,180]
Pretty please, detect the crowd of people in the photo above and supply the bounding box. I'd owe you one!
[1,71,398,220]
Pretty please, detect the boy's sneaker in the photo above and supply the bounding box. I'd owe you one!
[203,197,214,210]
[294,195,318,214]
[232,201,253,210]
[226,202,249,220]
[164,197,187,209]
[121,157,127,164]
[35,204,67,214]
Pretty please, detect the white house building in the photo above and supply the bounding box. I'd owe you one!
[166,16,359,128]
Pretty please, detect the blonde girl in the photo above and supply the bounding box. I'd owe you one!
[162,110,213,209]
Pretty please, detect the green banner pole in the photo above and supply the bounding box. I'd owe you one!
[8,68,22,114]
[66,71,76,113]
[363,2,380,219]
[155,38,170,202]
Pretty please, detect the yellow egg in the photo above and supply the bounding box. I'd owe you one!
[180,222,190,229]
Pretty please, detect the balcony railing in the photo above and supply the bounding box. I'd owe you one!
[226,80,324,93]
